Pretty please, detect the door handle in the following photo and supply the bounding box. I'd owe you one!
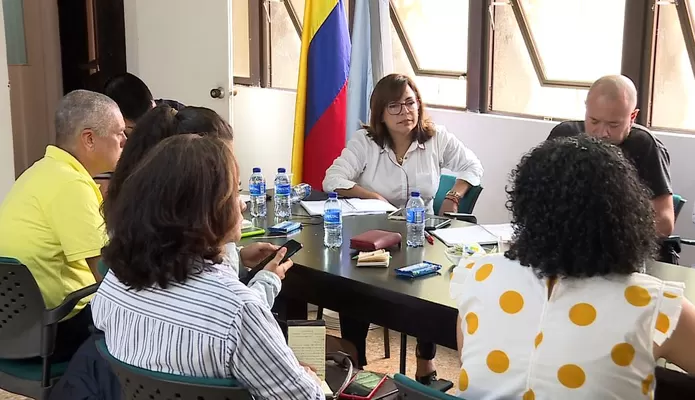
[210,87,225,99]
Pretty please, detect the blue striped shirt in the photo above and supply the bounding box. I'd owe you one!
[91,251,324,400]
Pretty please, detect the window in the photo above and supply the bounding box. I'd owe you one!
[232,0,251,79]
[2,0,28,65]
[390,0,468,108]
[650,1,695,131]
[269,0,303,89]
[490,0,625,119]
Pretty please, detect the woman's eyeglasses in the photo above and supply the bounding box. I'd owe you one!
[386,100,418,115]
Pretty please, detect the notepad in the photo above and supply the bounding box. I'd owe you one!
[287,320,326,379]
[356,249,390,267]
[431,223,514,247]
[300,199,397,216]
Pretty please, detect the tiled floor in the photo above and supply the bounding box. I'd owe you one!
[0,326,459,399]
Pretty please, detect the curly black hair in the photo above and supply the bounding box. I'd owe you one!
[506,135,656,278]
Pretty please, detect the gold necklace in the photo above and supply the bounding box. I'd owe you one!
[396,155,404,165]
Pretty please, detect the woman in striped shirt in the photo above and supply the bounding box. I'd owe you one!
[92,134,325,400]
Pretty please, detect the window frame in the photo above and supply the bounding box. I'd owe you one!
[234,0,695,133]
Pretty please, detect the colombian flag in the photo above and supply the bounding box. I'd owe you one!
[291,0,351,187]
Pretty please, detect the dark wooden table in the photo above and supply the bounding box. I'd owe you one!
[241,201,695,355]
[241,198,695,397]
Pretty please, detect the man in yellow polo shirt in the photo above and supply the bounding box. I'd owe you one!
[0,90,126,361]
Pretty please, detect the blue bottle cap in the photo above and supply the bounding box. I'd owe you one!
[411,191,420,197]
[252,167,261,173]
[278,168,286,173]
[328,192,338,199]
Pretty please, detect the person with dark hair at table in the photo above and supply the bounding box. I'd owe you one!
[324,73,483,390]
[103,72,185,136]
[547,75,673,237]
[103,104,273,303]
[92,135,324,400]
[450,135,695,399]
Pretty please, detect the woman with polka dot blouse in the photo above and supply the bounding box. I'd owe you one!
[450,135,695,399]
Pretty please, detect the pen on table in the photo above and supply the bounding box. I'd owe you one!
[424,231,434,245]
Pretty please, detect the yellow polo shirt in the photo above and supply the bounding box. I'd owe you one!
[0,145,106,319]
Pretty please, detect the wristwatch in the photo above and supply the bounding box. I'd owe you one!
[445,190,462,201]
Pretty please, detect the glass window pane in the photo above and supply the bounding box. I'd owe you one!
[392,0,468,73]
[270,1,300,89]
[290,0,305,26]
[491,1,623,119]
[390,23,466,108]
[232,0,250,78]
[2,0,27,65]
[520,0,624,82]
[651,3,695,131]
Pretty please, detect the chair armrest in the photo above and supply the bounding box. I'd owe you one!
[681,238,695,246]
[44,283,100,325]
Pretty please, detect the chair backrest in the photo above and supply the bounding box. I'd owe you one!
[673,194,687,221]
[434,175,483,215]
[393,373,460,399]
[95,339,253,400]
[0,257,47,359]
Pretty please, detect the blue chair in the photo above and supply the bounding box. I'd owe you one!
[95,338,253,399]
[433,175,483,215]
[0,257,98,399]
[673,194,687,221]
[393,373,460,399]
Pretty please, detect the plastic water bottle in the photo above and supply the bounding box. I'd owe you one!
[324,192,342,247]
[274,168,292,218]
[290,183,312,203]
[249,167,267,217]
[406,191,426,247]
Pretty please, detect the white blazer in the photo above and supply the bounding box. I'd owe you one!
[323,125,483,212]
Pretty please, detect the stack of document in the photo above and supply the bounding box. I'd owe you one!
[356,249,390,267]
[300,198,397,216]
[431,223,514,246]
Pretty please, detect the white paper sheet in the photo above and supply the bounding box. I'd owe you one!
[288,324,326,380]
[300,199,397,216]
[431,223,513,246]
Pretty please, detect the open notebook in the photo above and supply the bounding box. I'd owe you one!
[287,320,334,397]
[431,223,513,246]
[300,199,397,217]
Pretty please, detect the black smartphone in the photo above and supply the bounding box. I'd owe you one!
[424,216,452,231]
[240,239,303,284]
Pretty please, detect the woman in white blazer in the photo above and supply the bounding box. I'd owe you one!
[323,74,484,389]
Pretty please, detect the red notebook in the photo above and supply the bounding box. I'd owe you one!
[349,230,402,251]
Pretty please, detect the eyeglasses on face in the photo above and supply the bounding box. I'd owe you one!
[386,99,419,115]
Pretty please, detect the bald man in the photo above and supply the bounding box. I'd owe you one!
[548,75,674,236]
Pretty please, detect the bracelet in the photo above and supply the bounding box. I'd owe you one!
[444,195,460,205]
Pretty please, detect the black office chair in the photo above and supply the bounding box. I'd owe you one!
[96,339,254,400]
[0,257,98,399]
[661,195,695,265]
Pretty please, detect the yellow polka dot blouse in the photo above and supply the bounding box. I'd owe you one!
[449,253,684,399]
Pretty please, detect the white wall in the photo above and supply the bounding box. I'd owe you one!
[0,1,16,201]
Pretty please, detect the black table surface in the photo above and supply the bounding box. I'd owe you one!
[241,200,695,349]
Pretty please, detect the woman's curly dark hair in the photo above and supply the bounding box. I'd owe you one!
[102,134,240,290]
[506,135,656,278]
